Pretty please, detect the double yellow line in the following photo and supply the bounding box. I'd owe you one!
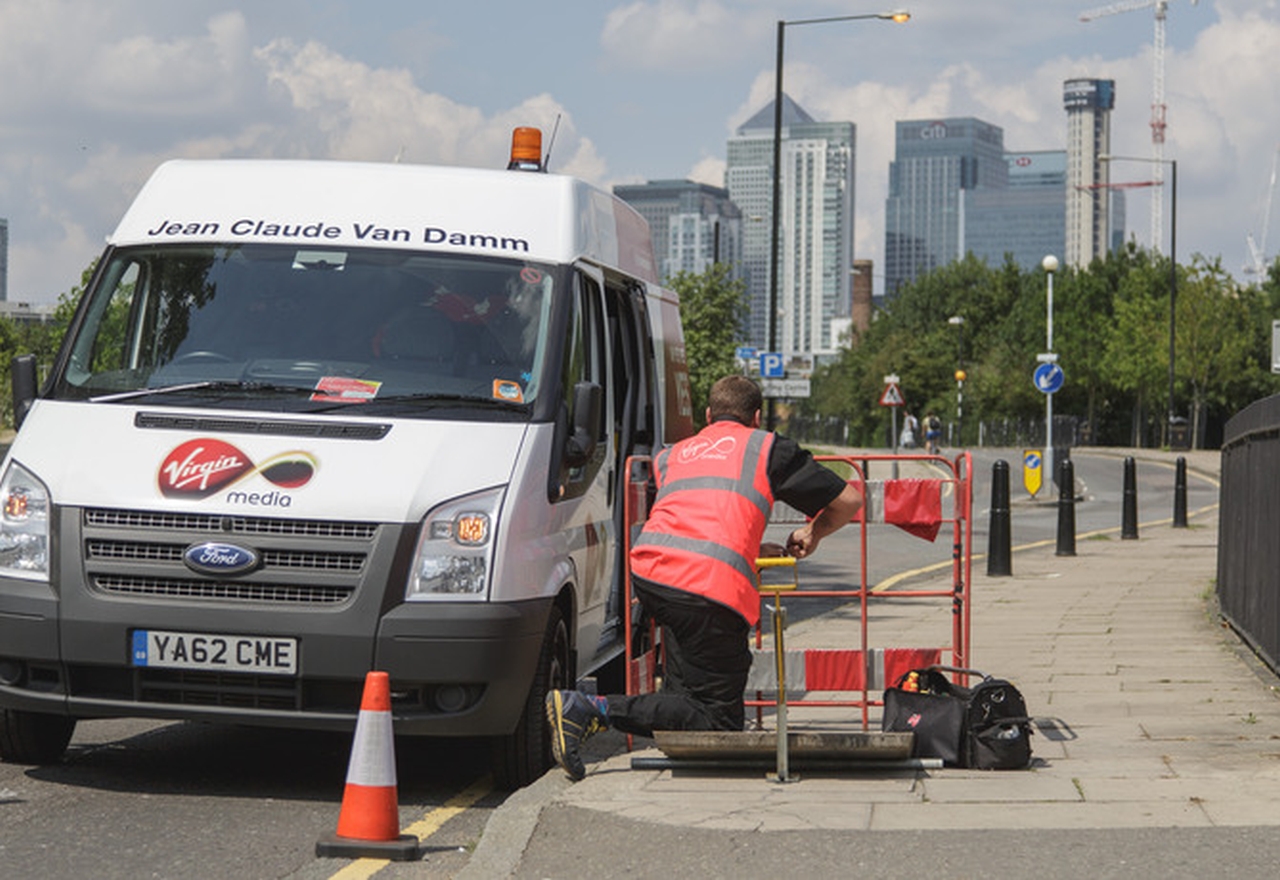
[327,775,493,879]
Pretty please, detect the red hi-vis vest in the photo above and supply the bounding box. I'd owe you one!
[630,420,775,626]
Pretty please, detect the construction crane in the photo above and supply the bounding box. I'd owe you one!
[1080,0,1198,253]
[1244,146,1280,277]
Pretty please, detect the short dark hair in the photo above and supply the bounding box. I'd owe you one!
[707,375,762,425]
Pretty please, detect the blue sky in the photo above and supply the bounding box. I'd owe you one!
[2,0,1277,302]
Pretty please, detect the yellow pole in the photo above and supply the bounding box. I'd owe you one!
[756,557,798,782]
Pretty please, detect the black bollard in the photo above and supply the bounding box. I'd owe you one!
[1121,456,1139,540]
[1173,456,1188,528]
[987,460,1012,576]
[1056,458,1076,556]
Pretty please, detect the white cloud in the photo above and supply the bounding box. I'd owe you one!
[3,0,1279,305]
[84,12,253,115]
[688,155,726,188]
[0,11,603,302]
[601,0,767,69]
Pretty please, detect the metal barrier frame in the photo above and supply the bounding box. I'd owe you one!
[622,451,974,733]
[747,452,973,729]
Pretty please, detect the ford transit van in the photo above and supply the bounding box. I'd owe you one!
[0,134,693,787]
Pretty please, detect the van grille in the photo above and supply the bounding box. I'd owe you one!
[137,668,302,710]
[81,507,378,607]
[94,575,352,604]
[86,540,365,572]
[84,508,376,539]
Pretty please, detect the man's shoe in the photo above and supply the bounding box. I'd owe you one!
[544,690,606,781]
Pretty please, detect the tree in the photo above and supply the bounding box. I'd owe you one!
[0,261,91,430]
[667,264,747,428]
[1177,256,1263,445]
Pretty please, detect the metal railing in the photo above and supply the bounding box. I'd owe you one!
[1217,394,1280,676]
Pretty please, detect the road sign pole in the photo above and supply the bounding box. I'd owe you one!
[1034,358,1062,491]
[891,407,899,479]
[1046,386,1054,490]
[1042,256,1058,489]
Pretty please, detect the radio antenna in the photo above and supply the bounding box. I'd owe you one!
[543,114,562,172]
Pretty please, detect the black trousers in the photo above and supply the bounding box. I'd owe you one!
[606,577,753,736]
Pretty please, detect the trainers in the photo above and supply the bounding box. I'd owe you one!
[544,689,606,781]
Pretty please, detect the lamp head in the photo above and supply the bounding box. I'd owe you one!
[1042,255,1060,273]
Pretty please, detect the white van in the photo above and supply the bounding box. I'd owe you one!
[0,134,693,787]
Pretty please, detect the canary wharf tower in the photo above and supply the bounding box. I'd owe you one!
[726,94,855,361]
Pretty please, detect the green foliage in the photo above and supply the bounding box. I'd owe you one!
[668,263,747,428]
[797,245,1280,449]
[0,262,92,430]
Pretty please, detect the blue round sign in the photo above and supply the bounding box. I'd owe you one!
[1033,362,1065,394]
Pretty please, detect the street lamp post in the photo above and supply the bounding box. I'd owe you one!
[1041,255,1059,486]
[1100,154,1178,445]
[948,315,965,445]
[765,9,909,430]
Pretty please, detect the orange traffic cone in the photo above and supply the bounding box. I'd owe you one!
[316,671,421,861]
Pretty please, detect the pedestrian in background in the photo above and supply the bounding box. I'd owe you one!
[544,375,864,780]
[902,410,919,449]
[924,411,942,454]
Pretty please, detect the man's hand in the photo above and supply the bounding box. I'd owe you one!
[785,528,816,559]
[758,542,788,559]
[788,482,864,559]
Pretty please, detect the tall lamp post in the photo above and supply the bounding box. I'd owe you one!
[1100,153,1178,445]
[765,9,910,430]
[948,315,965,445]
[1041,255,1059,486]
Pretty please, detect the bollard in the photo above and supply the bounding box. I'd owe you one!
[987,460,1012,576]
[1056,458,1076,556]
[1121,456,1139,540]
[1173,455,1188,528]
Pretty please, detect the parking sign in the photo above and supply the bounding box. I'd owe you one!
[759,352,785,378]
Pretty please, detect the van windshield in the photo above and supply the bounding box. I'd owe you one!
[52,244,557,417]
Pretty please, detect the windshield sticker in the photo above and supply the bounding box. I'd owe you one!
[311,377,382,403]
[492,380,525,403]
[159,439,317,501]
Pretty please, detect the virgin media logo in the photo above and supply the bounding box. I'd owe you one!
[678,436,736,463]
[158,438,317,499]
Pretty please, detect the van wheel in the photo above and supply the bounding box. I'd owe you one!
[490,605,569,789]
[0,709,76,764]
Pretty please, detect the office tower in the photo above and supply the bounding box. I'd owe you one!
[1064,78,1116,268]
[613,180,742,281]
[726,94,856,360]
[965,151,1067,271]
[884,118,1008,295]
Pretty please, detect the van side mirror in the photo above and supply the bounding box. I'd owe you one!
[565,382,602,469]
[11,355,38,431]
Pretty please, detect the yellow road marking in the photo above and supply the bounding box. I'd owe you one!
[327,775,494,879]
[871,501,1220,593]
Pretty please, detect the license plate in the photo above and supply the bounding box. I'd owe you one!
[131,629,298,675]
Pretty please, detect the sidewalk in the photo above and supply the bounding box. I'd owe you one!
[461,448,1280,875]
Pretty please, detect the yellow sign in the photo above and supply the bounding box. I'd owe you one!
[1023,449,1043,497]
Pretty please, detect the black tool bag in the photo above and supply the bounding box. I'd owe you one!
[882,666,1032,769]
[962,674,1033,769]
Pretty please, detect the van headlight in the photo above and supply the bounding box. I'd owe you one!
[406,487,504,601]
[0,462,51,580]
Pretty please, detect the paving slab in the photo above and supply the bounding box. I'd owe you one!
[463,448,1280,876]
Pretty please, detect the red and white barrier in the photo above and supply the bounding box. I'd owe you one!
[746,646,943,694]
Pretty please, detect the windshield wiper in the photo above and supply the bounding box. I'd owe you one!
[90,381,314,403]
[306,392,529,413]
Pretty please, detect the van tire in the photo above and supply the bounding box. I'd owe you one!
[0,709,76,764]
[490,605,569,789]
